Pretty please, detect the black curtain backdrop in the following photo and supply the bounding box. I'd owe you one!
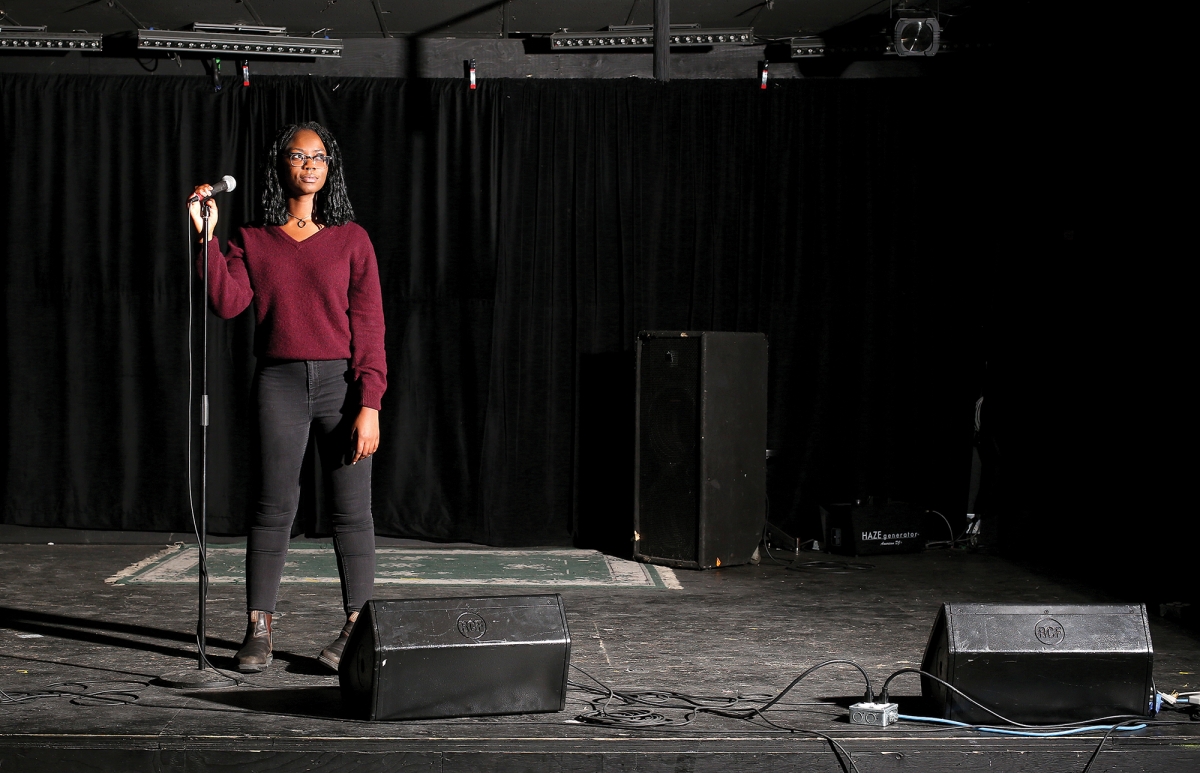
[1,74,991,546]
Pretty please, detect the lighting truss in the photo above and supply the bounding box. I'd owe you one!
[193,23,287,36]
[0,25,103,51]
[136,23,342,59]
[550,25,754,50]
[789,36,825,58]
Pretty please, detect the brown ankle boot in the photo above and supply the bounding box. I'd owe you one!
[236,610,273,672]
[317,616,356,672]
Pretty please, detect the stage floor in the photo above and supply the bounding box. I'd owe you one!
[1,539,1198,772]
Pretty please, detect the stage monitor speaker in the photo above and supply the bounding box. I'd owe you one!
[633,331,767,570]
[921,603,1154,724]
[339,595,571,721]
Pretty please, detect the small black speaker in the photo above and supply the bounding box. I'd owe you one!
[633,331,767,570]
[339,595,571,720]
[921,603,1154,724]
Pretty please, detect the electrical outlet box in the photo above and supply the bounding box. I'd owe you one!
[849,702,899,726]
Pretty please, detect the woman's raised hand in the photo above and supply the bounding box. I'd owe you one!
[188,184,219,239]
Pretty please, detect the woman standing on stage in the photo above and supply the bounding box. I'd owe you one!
[189,122,386,673]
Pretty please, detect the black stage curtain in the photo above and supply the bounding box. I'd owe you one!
[1,74,989,546]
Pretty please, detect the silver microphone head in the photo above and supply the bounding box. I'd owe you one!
[221,175,237,193]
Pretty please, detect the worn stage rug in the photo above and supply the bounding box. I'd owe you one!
[108,544,682,590]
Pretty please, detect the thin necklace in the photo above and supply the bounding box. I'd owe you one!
[285,210,315,228]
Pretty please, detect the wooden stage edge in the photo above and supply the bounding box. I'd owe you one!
[2,541,1199,772]
[2,734,1199,772]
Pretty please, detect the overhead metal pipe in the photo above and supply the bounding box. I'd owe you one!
[653,0,669,81]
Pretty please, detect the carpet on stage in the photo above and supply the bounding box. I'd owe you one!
[106,544,682,589]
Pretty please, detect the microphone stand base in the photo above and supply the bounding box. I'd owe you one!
[157,666,238,690]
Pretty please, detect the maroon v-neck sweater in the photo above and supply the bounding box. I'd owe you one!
[203,223,387,410]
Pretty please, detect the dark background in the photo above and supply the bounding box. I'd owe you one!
[1,8,1189,605]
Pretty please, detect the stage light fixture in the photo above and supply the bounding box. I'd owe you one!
[550,24,753,50]
[136,23,343,59]
[889,14,940,57]
[0,25,102,51]
[789,35,826,58]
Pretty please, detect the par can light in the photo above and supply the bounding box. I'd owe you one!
[891,16,940,57]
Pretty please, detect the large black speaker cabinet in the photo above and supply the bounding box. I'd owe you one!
[921,603,1154,724]
[633,331,767,570]
[339,595,571,721]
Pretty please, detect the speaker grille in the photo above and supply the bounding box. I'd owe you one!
[636,336,700,563]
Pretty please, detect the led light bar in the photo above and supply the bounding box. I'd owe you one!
[790,36,826,58]
[0,26,103,51]
[136,29,342,58]
[550,26,753,50]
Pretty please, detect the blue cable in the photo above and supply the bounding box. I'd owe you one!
[898,714,1147,737]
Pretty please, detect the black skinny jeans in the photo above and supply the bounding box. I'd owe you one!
[246,359,375,616]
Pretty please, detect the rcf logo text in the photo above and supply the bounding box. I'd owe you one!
[457,612,488,639]
[1035,618,1065,645]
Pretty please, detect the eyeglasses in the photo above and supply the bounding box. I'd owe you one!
[284,152,332,167]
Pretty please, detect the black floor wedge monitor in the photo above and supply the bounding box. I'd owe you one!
[921,603,1154,724]
[339,595,571,721]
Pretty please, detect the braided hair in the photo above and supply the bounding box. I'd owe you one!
[260,121,355,227]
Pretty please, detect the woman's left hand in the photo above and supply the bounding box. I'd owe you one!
[350,407,380,464]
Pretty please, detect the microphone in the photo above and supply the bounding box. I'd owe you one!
[188,175,237,203]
